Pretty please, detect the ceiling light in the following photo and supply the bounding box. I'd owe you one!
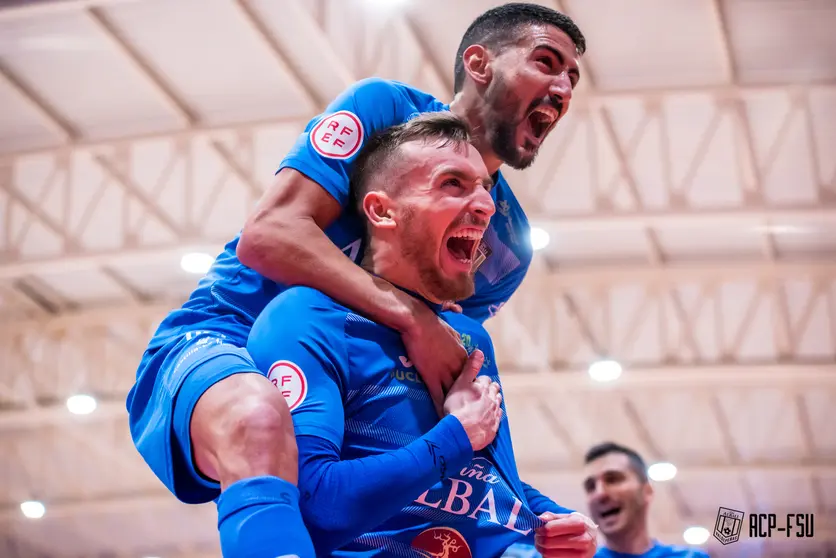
[66,394,97,415]
[530,227,550,251]
[648,462,677,482]
[683,526,709,545]
[20,501,45,519]
[588,359,622,382]
[180,252,214,274]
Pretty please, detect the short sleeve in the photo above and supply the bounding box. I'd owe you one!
[246,288,350,448]
[277,78,408,208]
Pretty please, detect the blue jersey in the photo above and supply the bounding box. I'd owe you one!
[247,286,565,557]
[502,542,710,558]
[148,78,532,350]
[596,543,711,558]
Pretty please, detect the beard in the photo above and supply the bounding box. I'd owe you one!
[400,208,476,302]
[484,74,538,170]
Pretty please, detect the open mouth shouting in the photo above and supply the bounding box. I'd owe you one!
[444,227,485,273]
[525,102,561,145]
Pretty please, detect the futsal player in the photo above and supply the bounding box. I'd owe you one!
[584,443,710,557]
[247,111,598,558]
[126,4,586,556]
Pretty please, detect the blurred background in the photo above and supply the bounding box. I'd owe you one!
[0,0,834,556]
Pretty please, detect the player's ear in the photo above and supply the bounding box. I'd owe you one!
[642,480,654,504]
[462,44,492,87]
[362,191,397,230]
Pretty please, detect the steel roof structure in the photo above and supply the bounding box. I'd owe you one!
[0,0,834,557]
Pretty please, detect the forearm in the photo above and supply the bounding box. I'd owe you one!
[522,481,574,515]
[239,215,418,332]
[297,416,473,553]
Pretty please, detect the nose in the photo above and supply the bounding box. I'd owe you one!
[471,188,495,220]
[550,72,573,105]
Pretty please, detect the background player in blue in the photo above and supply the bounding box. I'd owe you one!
[247,112,598,558]
[584,443,711,558]
[126,3,586,556]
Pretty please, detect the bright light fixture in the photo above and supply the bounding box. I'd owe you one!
[588,359,622,382]
[20,500,45,519]
[530,227,550,251]
[180,252,214,274]
[683,526,709,545]
[66,394,97,415]
[648,462,677,482]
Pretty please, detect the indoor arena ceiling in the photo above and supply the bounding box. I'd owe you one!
[0,0,835,557]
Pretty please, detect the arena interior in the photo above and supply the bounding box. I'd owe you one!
[0,0,835,556]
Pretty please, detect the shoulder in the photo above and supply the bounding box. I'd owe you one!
[338,78,442,112]
[493,171,531,232]
[257,286,349,339]
[443,311,495,352]
[654,544,710,557]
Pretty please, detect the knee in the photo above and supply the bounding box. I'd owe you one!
[224,391,296,456]
[193,374,298,485]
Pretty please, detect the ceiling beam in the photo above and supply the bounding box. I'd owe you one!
[0,59,76,142]
[1,203,834,280]
[1,363,833,430]
[0,80,832,162]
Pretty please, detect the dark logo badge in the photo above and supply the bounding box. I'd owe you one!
[714,507,745,545]
[412,527,471,558]
[472,240,492,273]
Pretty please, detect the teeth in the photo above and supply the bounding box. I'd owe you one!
[451,229,483,240]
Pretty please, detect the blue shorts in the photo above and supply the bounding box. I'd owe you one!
[127,330,261,504]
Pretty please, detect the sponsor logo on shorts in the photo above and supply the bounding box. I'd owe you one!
[411,526,471,558]
[267,360,308,411]
[310,110,364,159]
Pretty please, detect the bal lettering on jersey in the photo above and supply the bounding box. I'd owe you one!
[406,456,536,550]
[268,360,308,411]
[310,110,364,159]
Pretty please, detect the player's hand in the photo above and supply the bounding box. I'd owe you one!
[441,301,463,313]
[442,349,502,451]
[534,512,598,558]
[402,303,468,416]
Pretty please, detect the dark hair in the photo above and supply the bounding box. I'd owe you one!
[584,442,649,483]
[350,111,472,215]
[453,2,586,93]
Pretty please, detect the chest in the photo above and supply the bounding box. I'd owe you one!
[340,336,444,450]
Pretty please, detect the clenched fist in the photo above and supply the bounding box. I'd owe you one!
[442,349,503,451]
[535,512,598,558]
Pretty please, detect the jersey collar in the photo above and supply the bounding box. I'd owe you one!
[397,285,445,315]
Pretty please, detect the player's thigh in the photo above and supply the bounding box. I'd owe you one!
[128,331,257,503]
[187,358,298,487]
[164,334,266,500]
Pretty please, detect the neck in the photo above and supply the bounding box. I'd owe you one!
[360,243,443,305]
[603,519,654,555]
[449,92,503,175]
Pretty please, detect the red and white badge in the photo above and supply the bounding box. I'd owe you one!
[310,110,364,159]
[268,360,308,411]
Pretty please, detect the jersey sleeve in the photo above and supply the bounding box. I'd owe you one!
[245,288,350,447]
[458,261,528,323]
[277,78,408,208]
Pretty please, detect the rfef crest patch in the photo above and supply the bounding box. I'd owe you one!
[310,110,364,159]
[267,360,308,411]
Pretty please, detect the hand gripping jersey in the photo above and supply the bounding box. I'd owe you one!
[147,78,533,350]
[247,286,572,558]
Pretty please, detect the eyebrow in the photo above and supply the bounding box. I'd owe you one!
[536,44,580,79]
[437,167,494,190]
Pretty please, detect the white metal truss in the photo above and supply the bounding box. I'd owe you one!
[1,80,834,282]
